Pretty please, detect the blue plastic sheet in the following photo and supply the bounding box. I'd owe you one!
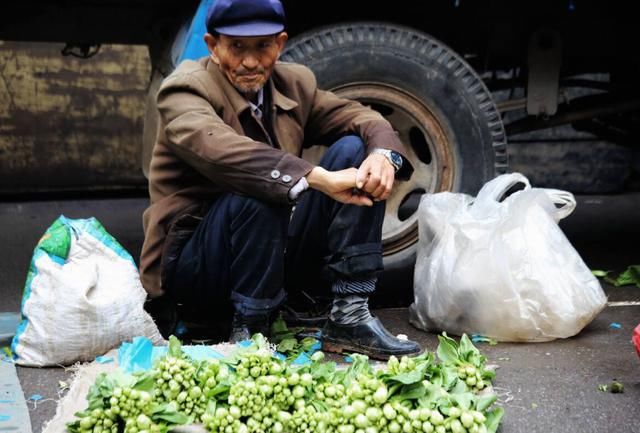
[117,337,225,373]
[118,336,155,373]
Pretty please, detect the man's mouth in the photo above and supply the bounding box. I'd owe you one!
[239,73,261,80]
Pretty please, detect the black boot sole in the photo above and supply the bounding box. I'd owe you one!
[321,338,422,361]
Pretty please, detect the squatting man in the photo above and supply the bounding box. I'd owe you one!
[140,0,422,359]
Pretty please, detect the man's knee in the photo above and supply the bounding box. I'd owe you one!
[227,195,290,224]
[321,135,366,170]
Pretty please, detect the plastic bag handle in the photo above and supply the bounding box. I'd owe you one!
[475,172,531,205]
[544,189,576,220]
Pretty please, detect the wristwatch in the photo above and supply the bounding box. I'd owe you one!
[371,148,403,172]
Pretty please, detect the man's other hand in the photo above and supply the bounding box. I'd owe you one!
[355,153,395,201]
[307,167,374,206]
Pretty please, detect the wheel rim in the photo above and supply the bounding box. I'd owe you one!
[332,82,456,256]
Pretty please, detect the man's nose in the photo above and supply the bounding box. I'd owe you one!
[242,53,259,69]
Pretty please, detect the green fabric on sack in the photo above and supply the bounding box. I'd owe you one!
[36,218,72,261]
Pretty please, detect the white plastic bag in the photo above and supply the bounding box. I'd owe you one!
[11,216,165,366]
[409,173,607,342]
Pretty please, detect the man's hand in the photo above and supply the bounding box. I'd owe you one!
[355,153,395,201]
[307,167,374,206]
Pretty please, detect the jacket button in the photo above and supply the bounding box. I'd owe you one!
[270,170,281,179]
[282,175,292,183]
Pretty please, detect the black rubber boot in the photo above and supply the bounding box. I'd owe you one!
[321,317,421,360]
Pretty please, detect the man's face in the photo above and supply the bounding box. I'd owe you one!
[205,33,288,98]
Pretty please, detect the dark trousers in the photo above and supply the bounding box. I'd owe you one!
[166,136,385,321]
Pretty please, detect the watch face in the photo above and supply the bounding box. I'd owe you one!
[390,151,403,167]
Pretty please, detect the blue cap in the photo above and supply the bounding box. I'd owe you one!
[206,0,286,37]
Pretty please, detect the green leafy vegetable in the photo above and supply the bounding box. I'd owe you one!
[68,332,504,433]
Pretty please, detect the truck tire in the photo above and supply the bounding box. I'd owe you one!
[281,22,508,305]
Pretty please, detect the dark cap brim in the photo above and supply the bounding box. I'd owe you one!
[214,20,284,37]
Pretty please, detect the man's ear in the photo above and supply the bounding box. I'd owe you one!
[275,32,288,57]
[204,33,220,64]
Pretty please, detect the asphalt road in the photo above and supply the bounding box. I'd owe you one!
[0,192,638,433]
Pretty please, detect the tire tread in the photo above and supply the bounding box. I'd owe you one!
[282,22,508,176]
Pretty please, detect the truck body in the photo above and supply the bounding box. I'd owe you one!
[1,0,638,297]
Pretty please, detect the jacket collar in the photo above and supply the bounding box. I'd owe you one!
[205,57,298,115]
[268,73,298,112]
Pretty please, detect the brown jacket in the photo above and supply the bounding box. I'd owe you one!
[140,56,409,297]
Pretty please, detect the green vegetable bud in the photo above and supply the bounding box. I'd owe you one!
[460,412,474,428]
[229,406,241,419]
[429,411,444,426]
[418,409,431,421]
[435,426,446,433]
[383,404,397,420]
[344,405,357,419]
[189,386,202,399]
[168,380,179,391]
[466,377,477,387]
[388,421,401,433]
[448,407,461,418]
[260,384,273,395]
[269,363,283,375]
[454,419,466,433]
[373,387,388,404]
[472,411,485,424]
[301,373,313,387]
[136,414,152,430]
[402,420,412,433]
[176,391,188,403]
[353,400,367,414]
[366,407,382,422]
[79,417,93,429]
[311,351,325,362]
[355,414,369,428]
[288,373,300,386]
[293,385,306,399]
[422,421,434,433]
[349,383,364,399]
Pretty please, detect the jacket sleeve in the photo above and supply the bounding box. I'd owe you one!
[157,72,314,203]
[304,85,414,179]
